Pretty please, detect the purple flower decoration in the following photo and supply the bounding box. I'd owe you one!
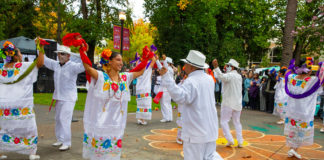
[5,56,11,63]
[150,45,157,52]
[130,52,140,64]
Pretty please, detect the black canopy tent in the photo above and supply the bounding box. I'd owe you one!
[0,36,37,55]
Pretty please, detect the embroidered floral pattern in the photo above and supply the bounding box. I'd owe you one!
[102,72,128,93]
[289,74,310,89]
[83,133,122,154]
[136,93,151,99]
[136,108,152,113]
[0,107,34,120]
[0,134,37,146]
[285,117,313,129]
[0,63,21,78]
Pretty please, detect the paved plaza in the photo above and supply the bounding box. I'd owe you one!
[4,104,324,160]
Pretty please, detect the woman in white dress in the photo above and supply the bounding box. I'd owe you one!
[80,49,145,160]
[273,68,288,124]
[284,58,323,159]
[0,40,45,160]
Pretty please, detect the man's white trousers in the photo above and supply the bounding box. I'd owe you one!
[183,141,223,160]
[55,100,75,146]
[220,106,243,144]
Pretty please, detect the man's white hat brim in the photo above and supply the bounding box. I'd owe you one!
[181,59,209,69]
[54,50,72,54]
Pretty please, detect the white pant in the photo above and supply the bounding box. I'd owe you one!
[55,100,75,146]
[220,106,243,144]
[183,141,223,160]
[160,92,172,121]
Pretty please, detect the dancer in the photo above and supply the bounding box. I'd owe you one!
[73,34,146,159]
[43,44,85,150]
[160,50,222,160]
[159,56,174,122]
[212,59,244,148]
[284,58,324,159]
[135,46,156,125]
[0,39,45,160]
[273,67,288,125]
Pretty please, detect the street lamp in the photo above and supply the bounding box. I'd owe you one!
[119,11,126,55]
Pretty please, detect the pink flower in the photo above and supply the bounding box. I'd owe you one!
[312,16,318,21]
[121,75,127,81]
[117,139,122,148]
[15,63,22,68]
[306,0,312,3]
[111,83,118,92]
[301,26,305,29]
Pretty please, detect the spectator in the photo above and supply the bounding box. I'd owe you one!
[265,69,277,113]
[259,76,267,111]
[249,73,260,110]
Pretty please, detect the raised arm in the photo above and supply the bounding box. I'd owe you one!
[35,37,45,68]
[79,43,98,80]
[132,67,145,79]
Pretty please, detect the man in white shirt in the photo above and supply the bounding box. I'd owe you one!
[212,59,244,148]
[160,50,223,160]
[44,45,85,151]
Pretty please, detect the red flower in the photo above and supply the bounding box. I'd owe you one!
[291,119,296,126]
[121,75,127,81]
[4,109,10,116]
[292,80,297,86]
[117,139,122,148]
[144,109,148,112]
[15,63,22,68]
[145,93,149,97]
[2,70,7,77]
[39,39,49,45]
[14,137,20,144]
[111,83,119,92]
[305,77,311,82]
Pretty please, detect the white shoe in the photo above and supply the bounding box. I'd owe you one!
[176,138,183,145]
[160,119,168,123]
[0,155,7,159]
[287,149,302,159]
[276,120,284,125]
[29,155,40,160]
[59,144,70,151]
[52,141,63,147]
[320,128,324,133]
[138,119,147,125]
[226,142,234,147]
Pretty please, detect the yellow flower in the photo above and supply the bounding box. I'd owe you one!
[301,82,306,89]
[300,122,308,128]
[91,138,97,147]
[0,109,3,116]
[14,69,19,76]
[21,108,29,115]
[0,70,2,75]
[103,82,110,91]
[24,138,29,145]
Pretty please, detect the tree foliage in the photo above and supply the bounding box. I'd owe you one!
[144,0,277,67]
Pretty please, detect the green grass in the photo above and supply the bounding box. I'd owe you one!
[34,93,176,113]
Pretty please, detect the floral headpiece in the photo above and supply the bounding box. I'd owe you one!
[100,49,112,65]
[0,41,16,62]
[305,57,314,68]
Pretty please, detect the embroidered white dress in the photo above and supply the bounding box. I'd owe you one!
[0,62,38,155]
[273,78,288,119]
[135,67,152,120]
[284,74,320,148]
[176,81,184,140]
[83,71,133,160]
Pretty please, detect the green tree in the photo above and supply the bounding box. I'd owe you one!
[0,0,38,40]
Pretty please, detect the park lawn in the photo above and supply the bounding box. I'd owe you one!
[34,93,176,113]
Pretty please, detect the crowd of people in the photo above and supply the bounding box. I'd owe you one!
[0,33,324,160]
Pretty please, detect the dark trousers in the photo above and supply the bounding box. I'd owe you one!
[215,91,221,103]
[250,96,259,110]
[265,92,275,113]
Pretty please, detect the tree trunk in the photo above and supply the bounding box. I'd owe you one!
[88,40,96,64]
[281,0,298,66]
[293,39,303,65]
[81,0,88,19]
[56,0,62,43]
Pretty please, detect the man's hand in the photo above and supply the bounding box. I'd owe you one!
[159,67,168,76]
[212,59,218,68]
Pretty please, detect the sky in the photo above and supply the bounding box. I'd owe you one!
[128,0,145,20]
